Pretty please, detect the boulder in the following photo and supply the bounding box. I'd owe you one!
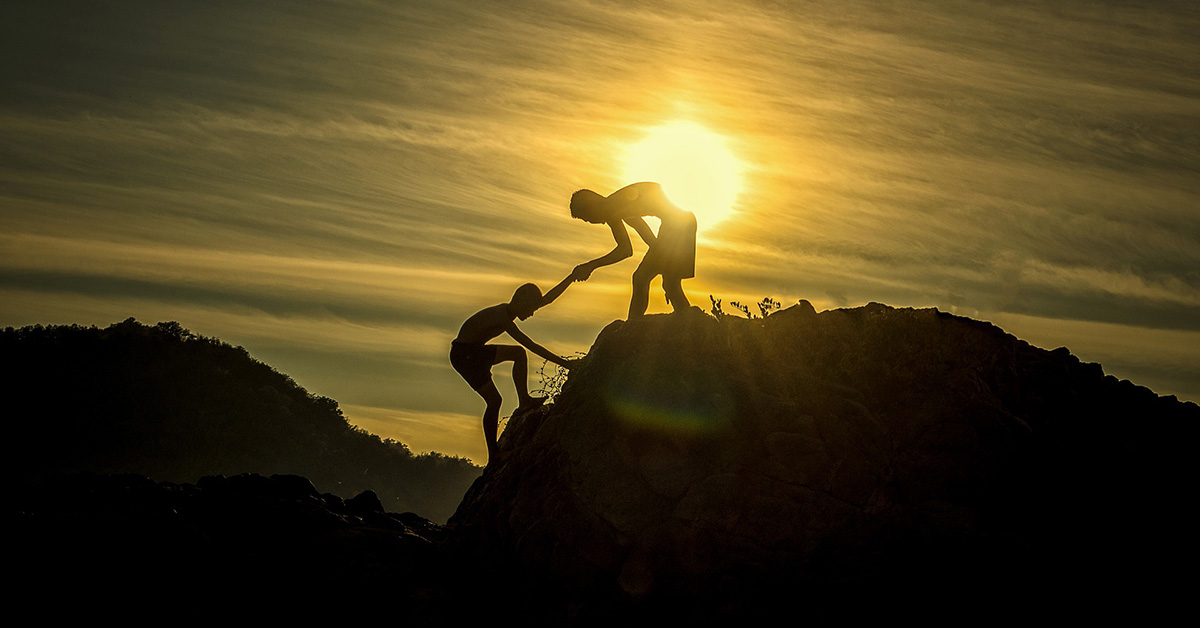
[448,304,1199,617]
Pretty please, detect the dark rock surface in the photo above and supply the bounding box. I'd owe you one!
[11,472,443,592]
[448,303,1199,618]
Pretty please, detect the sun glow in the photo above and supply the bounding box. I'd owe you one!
[623,121,743,232]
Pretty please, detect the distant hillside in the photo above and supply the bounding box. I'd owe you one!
[0,318,479,522]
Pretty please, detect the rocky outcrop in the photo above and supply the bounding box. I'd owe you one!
[448,303,1198,617]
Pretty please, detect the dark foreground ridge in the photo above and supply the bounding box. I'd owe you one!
[9,304,1198,618]
[12,472,443,588]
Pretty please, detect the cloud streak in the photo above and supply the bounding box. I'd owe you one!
[2,1,1197,460]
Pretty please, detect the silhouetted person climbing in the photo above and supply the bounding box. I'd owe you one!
[570,182,697,318]
[451,275,576,465]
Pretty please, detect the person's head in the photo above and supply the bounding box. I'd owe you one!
[510,283,543,320]
[570,189,607,224]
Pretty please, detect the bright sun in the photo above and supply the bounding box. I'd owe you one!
[623,121,743,232]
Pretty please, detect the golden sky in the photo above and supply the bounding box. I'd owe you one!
[2,1,1198,463]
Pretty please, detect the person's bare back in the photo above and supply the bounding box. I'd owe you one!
[453,303,517,346]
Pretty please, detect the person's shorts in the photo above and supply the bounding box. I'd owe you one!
[640,210,697,280]
[450,341,498,391]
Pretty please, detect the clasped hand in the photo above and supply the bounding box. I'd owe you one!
[572,263,594,282]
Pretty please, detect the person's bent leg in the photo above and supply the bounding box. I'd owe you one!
[494,345,544,414]
[476,380,503,464]
[493,345,532,400]
[664,277,690,312]
[629,262,655,318]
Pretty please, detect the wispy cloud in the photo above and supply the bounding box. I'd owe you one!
[2,0,1197,461]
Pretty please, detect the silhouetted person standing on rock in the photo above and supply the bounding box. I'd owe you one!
[570,182,697,318]
[451,275,576,465]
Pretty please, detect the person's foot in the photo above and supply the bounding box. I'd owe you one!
[516,395,547,413]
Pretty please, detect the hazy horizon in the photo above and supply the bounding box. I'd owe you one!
[3,0,1197,463]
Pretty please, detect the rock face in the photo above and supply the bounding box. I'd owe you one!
[449,303,1198,616]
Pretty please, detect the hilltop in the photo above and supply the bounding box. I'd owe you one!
[449,302,1198,618]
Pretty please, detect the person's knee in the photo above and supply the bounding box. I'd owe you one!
[503,348,528,370]
[481,388,502,409]
[494,345,525,364]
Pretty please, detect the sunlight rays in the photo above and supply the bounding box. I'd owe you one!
[622,121,744,232]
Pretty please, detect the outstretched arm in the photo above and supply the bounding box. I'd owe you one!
[574,220,632,280]
[540,273,574,307]
[506,322,571,368]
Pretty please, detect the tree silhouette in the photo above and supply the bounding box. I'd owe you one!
[1,319,480,522]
